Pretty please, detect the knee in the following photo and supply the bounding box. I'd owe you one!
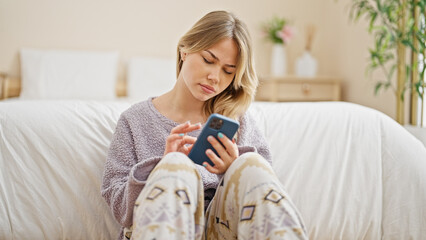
[149,152,200,181]
[162,152,189,162]
[228,152,272,173]
[236,152,270,166]
[223,152,278,188]
[158,152,195,168]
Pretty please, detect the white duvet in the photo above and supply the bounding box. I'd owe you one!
[1,100,425,239]
[0,100,129,239]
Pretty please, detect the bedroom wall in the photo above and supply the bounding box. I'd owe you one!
[0,0,396,120]
[321,0,397,121]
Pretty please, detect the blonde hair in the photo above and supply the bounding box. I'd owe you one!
[177,11,258,120]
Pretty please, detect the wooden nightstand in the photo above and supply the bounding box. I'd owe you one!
[0,72,7,100]
[255,76,341,102]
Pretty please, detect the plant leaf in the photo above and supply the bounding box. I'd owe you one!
[375,82,383,95]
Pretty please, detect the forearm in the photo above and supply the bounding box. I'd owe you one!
[101,156,162,227]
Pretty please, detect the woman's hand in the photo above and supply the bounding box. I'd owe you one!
[164,121,201,156]
[203,133,238,174]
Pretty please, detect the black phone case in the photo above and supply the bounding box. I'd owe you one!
[188,113,239,166]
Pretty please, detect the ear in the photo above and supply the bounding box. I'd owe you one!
[180,51,187,61]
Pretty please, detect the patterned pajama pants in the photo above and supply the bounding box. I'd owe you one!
[128,152,308,240]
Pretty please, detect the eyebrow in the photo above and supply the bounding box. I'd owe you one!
[205,50,236,68]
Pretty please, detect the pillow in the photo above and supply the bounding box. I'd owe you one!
[20,48,119,100]
[127,56,175,101]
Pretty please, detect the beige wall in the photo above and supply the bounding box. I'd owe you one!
[322,0,396,119]
[0,0,396,119]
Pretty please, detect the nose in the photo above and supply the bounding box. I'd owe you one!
[207,67,220,84]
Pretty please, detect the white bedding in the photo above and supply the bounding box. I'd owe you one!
[0,100,425,239]
[250,102,426,239]
[0,100,129,239]
[19,49,119,100]
[250,102,383,239]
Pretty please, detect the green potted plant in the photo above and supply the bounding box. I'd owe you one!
[349,0,425,125]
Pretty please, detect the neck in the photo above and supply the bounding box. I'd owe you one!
[153,76,207,124]
[172,78,204,113]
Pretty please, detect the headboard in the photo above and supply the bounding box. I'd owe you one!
[0,74,127,100]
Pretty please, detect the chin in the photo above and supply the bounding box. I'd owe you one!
[194,93,214,102]
[197,96,211,102]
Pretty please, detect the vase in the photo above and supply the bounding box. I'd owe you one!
[295,51,318,77]
[270,44,287,77]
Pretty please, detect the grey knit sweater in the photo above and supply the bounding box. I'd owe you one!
[101,97,271,237]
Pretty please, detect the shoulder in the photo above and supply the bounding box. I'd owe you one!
[115,99,157,131]
[238,110,258,130]
[239,110,252,122]
[120,98,161,124]
[116,97,173,136]
[237,111,256,137]
[236,108,271,161]
[237,108,267,139]
[121,99,151,119]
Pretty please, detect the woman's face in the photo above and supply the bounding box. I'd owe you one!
[179,38,238,102]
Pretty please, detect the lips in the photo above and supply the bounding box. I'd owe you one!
[200,84,215,94]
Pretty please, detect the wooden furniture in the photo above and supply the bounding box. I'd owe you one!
[1,74,340,102]
[256,76,341,102]
[0,72,7,100]
[0,73,19,100]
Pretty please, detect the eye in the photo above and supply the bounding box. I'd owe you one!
[224,70,233,75]
[203,57,213,64]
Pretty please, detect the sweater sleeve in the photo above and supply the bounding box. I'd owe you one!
[237,111,272,165]
[100,115,161,228]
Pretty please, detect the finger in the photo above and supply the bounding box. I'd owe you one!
[180,136,197,145]
[217,132,239,158]
[202,161,221,174]
[170,121,191,134]
[171,122,202,134]
[216,132,233,149]
[166,133,185,143]
[178,136,197,150]
[186,144,194,152]
[205,149,225,171]
[184,123,202,133]
[164,133,185,155]
[207,135,229,161]
[181,145,189,155]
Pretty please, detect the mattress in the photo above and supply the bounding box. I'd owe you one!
[0,99,425,239]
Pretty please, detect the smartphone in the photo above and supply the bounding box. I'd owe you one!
[188,113,240,166]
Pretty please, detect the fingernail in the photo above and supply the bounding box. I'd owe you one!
[218,132,224,138]
[195,122,201,126]
[179,133,184,136]
[202,163,207,167]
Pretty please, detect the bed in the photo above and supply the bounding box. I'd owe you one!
[1,49,425,239]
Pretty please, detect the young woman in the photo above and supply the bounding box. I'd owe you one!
[101,10,307,240]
